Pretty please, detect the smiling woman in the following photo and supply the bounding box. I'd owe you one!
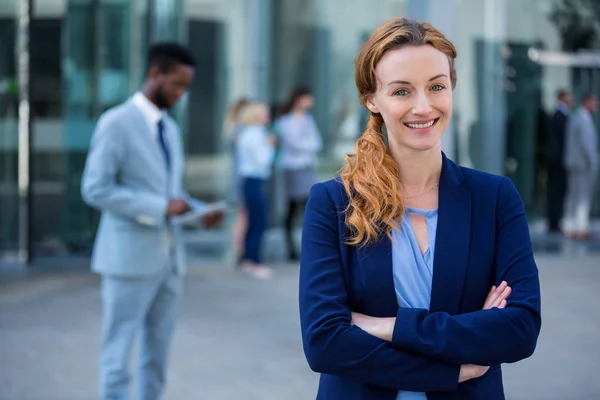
[299,17,541,400]
[342,20,458,247]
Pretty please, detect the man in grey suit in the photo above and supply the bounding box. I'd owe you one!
[546,89,572,233]
[563,92,598,240]
[81,43,223,400]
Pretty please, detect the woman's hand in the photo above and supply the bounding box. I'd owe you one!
[456,282,512,383]
[483,281,512,310]
[351,312,395,342]
[459,364,490,383]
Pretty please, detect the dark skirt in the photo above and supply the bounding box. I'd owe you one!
[283,166,317,201]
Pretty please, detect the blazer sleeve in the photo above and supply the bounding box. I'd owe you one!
[389,177,542,366]
[81,114,169,227]
[299,182,461,392]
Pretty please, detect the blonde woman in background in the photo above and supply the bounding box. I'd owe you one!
[237,101,276,279]
[223,98,249,264]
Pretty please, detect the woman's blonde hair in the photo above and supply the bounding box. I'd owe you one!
[239,101,268,126]
[222,98,249,137]
[340,17,457,246]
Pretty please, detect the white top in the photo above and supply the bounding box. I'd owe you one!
[132,91,164,140]
[237,125,275,179]
[276,113,322,170]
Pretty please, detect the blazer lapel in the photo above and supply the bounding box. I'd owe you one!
[357,237,398,316]
[126,101,168,182]
[430,154,472,315]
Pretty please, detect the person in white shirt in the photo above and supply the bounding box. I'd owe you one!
[237,101,275,279]
[275,87,322,260]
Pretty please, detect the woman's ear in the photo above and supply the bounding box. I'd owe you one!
[366,97,379,114]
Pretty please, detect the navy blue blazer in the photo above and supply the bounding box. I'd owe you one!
[299,154,541,400]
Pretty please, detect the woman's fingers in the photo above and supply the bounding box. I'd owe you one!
[493,286,511,308]
[483,281,511,309]
[483,281,506,309]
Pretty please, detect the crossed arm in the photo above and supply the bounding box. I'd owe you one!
[352,178,541,366]
[299,178,541,392]
[352,281,513,363]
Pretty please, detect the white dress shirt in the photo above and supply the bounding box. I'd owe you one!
[132,91,164,139]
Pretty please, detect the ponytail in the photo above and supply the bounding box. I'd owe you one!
[340,113,404,246]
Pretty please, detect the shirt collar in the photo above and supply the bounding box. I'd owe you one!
[132,91,164,131]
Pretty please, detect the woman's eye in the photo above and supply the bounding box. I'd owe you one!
[431,84,445,91]
[394,89,408,96]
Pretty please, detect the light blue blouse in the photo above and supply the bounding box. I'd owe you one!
[391,207,439,400]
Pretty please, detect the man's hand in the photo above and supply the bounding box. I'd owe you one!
[166,198,190,216]
[201,209,225,228]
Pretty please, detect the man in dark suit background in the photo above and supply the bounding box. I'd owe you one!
[546,89,572,233]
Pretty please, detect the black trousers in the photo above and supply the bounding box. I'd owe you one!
[546,162,567,232]
[285,198,307,260]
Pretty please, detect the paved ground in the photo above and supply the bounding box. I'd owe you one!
[1,254,599,400]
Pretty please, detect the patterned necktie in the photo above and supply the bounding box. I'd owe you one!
[157,119,171,170]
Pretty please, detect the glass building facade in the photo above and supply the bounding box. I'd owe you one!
[1,0,599,265]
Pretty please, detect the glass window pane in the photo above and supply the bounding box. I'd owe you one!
[29,0,148,255]
[0,0,19,257]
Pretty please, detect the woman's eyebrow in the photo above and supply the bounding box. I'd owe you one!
[386,74,448,87]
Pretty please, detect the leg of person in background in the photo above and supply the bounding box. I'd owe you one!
[285,199,299,261]
[562,171,577,238]
[547,162,566,233]
[137,269,183,400]
[574,171,596,241]
[232,207,247,266]
[100,276,157,400]
[557,166,567,234]
[241,178,272,279]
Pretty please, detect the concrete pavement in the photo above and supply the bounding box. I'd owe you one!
[1,254,599,400]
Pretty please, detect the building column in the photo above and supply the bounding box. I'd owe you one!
[17,0,33,263]
[247,0,272,100]
[480,0,507,176]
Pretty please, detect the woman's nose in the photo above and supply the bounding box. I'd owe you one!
[411,93,433,115]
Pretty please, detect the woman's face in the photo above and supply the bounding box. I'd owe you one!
[297,94,315,111]
[257,104,271,125]
[366,45,452,155]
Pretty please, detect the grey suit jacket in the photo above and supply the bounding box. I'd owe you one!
[564,107,598,172]
[81,99,193,277]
